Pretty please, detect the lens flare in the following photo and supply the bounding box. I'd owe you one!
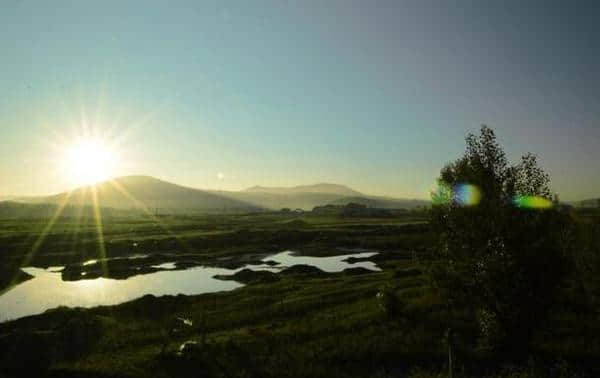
[513,196,553,209]
[454,183,482,206]
[431,182,482,206]
[431,181,453,205]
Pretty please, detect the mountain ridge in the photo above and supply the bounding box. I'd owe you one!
[4,175,430,213]
[21,175,263,214]
[243,183,362,197]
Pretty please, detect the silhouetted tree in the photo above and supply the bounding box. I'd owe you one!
[430,125,571,357]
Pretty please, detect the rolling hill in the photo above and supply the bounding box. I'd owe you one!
[20,176,263,214]
[214,191,347,211]
[215,184,428,210]
[3,176,430,215]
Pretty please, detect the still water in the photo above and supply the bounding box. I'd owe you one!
[0,251,379,322]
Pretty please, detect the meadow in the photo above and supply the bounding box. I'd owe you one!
[0,209,598,377]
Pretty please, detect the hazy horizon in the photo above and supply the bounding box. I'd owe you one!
[2,1,599,201]
[0,174,429,200]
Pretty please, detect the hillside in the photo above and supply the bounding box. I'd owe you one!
[25,176,263,214]
[214,191,346,211]
[218,191,428,211]
[235,183,428,210]
[8,176,430,214]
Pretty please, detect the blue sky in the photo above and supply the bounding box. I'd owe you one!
[1,0,598,199]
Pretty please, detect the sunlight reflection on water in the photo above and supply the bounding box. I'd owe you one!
[0,250,379,322]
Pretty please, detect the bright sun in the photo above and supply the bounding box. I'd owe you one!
[63,138,117,186]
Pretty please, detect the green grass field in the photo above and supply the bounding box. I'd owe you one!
[0,211,599,377]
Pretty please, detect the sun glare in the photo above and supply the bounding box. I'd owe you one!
[63,138,117,186]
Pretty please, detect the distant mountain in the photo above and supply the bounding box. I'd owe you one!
[23,176,263,214]
[243,183,362,197]
[6,176,429,215]
[219,185,427,211]
[215,191,347,211]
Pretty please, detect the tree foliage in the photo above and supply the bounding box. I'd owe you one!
[430,125,570,356]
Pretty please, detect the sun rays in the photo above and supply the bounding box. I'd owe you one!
[15,175,190,284]
[107,180,191,252]
[90,185,109,277]
[62,138,117,186]
[14,190,74,277]
[13,96,180,283]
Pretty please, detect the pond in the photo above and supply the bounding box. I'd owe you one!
[0,251,380,322]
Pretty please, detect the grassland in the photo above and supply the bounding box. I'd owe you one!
[0,210,598,377]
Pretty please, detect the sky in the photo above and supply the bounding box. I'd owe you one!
[1,0,599,200]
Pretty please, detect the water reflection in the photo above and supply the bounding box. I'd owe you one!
[265,251,380,272]
[0,266,242,322]
[151,262,177,270]
[0,250,379,322]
